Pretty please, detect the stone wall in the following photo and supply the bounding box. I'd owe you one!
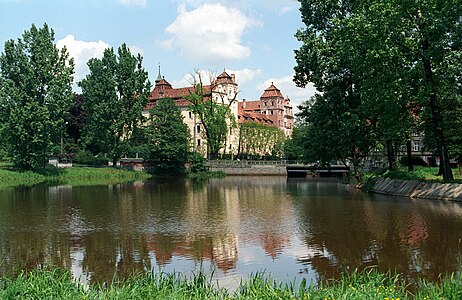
[373,177,462,201]
[209,164,287,176]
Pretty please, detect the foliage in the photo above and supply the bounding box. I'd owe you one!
[64,93,85,154]
[294,0,461,182]
[380,166,462,183]
[146,98,190,174]
[399,156,428,168]
[0,166,150,187]
[297,93,376,179]
[79,44,151,166]
[187,71,237,158]
[238,122,285,159]
[283,125,308,161]
[73,150,109,166]
[188,151,208,174]
[0,23,74,170]
[1,268,462,299]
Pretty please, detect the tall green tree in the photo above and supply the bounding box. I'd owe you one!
[294,0,461,181]
[79,44,151,165]
[0,24,74,169]
[146,98,190,174]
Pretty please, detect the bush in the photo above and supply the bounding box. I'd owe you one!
[188,152,207,174]
[73,150,109,166]
[399,155,428,167]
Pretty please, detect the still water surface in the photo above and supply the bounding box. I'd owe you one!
[0,177,461,288]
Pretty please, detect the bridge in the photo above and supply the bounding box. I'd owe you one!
[206,160,350,177]
[286,163,350,177]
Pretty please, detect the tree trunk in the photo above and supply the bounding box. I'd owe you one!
[386,139,396,170]
[421,39,453,181]
[406,139,414,172]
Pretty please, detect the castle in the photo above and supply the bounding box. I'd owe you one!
[144,69,294,156]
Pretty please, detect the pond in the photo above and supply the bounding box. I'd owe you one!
[0,176,461,289]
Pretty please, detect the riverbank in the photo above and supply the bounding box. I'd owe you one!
[365,167,462,201]
[0,166,151,187]
[1,268,460,299]
[372,177,462,201]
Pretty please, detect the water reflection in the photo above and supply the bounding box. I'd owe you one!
[0,177,461,288]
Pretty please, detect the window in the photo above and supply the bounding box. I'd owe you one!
[189,111,192,119]
[197,139,201,147]
[196,125,201,133]
[413,140,421,152]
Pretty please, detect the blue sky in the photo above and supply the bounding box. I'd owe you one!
[0,0,315,111]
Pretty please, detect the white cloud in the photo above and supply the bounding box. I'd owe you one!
[57,35,109,87]
[119,0,147,7]
[160,3,260,64]
[226,68,261,85]
[128,45,144,56]
[279,6,294,14]
[257,75,317,113]
[170,68,261,89]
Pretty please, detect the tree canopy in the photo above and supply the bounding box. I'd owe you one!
[0,23,74,169]
[186,71,237,159]
[146,98,190,174]
[79,44,151,165]
[294,0,461,181]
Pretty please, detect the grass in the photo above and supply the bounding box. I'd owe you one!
[373,166,462,183]
[0,165,152,187]
[0,268,461,299]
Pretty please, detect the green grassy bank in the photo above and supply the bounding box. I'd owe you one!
[0,166,151,187]
[382,166,462,182]
[0,269,461,299]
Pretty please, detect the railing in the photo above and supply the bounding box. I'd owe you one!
[206,160,305,167]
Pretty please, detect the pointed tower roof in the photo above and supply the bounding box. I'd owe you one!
[155,64,163,83]
[216,69,236,85]
[261,82,284,99]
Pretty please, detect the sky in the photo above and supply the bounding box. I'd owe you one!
[0,0,316,112]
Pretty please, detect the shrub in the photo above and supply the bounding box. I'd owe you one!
[73,150,109,166]
[188,152,207,174]
[399,155,428,167]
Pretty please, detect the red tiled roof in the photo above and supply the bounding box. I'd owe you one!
[238,111,275,125]
[239,100,261,111]
[215,71,235,85]
[147,77,212,109]
[261,83,284,99]
[238,102,275,126]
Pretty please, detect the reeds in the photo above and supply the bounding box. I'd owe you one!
[1,268,461,299]
[0,166,151,187]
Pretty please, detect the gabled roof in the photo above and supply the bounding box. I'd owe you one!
[261,83,284,99]
[238,112,275,125]
[239,100,261,111]
[215,70,236,85]
[149,78,211,101]
[238,103,275,125]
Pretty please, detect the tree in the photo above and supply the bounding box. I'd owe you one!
[186,71,237,159]
[0,24,74,169]
[146,98,190,174]
[283,125,308,161]
[294,0,461,181]
[79,44,151,165]
[238,122,285,159]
